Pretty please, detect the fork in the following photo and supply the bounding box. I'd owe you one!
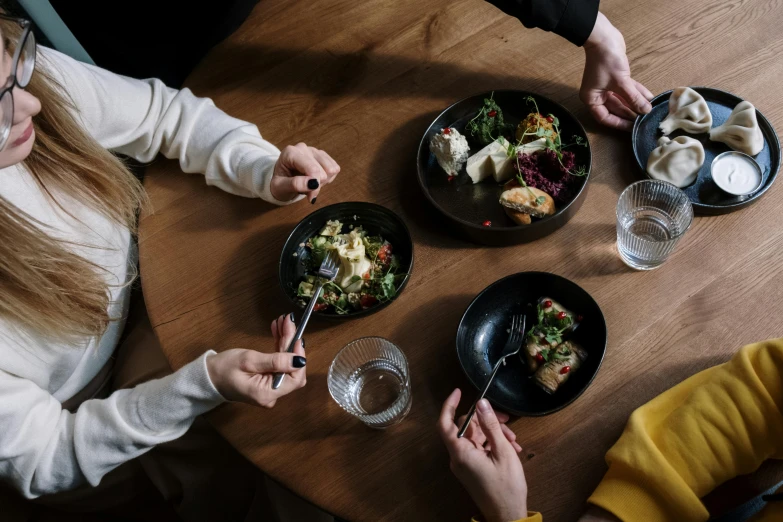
[457,314,526,438]
[272,249,340,390]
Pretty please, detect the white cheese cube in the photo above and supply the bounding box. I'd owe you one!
[490,151,516,182]
[491,138,548,182]
[465,139,507,184]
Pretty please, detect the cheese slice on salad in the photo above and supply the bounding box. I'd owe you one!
[491,138,548,182]
[466,138,510,184]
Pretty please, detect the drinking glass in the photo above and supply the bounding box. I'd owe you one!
[328,337,412,428]
[616,180,694,270]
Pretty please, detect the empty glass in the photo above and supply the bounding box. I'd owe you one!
[328,337,412,428]
[616,180,694,270]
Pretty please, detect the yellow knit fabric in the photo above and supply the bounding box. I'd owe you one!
[471,513,542,522]
[588,339,783,522]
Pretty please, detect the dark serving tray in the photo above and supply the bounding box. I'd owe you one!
[632,87,780,214]
[417,90,592,246]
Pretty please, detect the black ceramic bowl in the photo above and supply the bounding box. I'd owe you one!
[456,272,607,416]
[417,90,592,246]
[279,202,413,320]
[632,87,781,215]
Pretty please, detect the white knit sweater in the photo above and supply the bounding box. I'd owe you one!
[0,48,292,498]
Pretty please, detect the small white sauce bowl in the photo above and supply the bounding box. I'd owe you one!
[710,151,763,197]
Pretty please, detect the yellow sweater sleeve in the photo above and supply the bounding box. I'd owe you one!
[588,339,783,522]
[471,513,542,522]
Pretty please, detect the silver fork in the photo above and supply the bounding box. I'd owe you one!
[272,249,340,390]
[457,315,526,438]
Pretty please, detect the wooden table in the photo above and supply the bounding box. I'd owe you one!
[138,0,783,519]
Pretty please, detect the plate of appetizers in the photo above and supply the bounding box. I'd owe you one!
[456,272,607,416]
[632,87,781,214]
[417,90,592,246]
[279,202,413,319]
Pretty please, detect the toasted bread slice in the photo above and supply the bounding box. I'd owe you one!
[499,186,555,218]
[503,206,532,225]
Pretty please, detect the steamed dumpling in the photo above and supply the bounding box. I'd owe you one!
[659,87,712,135]
[331,230,372,292]
[646,136,705,188]
[709,101,764,156]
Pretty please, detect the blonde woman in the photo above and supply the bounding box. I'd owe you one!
[0,13,338,520]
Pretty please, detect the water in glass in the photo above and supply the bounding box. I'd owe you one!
[328,337,411,428]
[616,180,693,270]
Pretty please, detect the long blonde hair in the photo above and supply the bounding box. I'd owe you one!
[0,19,146,341]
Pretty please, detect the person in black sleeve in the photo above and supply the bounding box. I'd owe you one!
[487,0,653,131]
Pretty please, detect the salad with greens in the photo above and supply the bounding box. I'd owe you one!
[297,220,405,314]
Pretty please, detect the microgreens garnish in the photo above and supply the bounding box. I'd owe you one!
[503,96,588,178]
[466,92,514,146]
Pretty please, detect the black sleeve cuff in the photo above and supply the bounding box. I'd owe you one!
[554,0,600,46]
[484,0,600,47]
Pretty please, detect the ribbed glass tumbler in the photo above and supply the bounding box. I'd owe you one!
[328,337,412,428]
[616,180,693,270]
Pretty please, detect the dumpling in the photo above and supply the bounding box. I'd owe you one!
[331,231,372,292]
[646,136,705,188]
[709,101,764,156]
[659,87,712,135]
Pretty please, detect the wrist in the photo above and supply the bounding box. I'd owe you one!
[205,352,223,395]
[485,504,528,522]
[584,13,624,53]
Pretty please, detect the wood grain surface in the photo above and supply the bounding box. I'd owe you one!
[138,0,783,519]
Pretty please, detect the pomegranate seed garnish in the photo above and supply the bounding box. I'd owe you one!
[488,110,497,117]
[543,300,553,308]
[447,175,455,182]
[482,220,492,227]
[556,311,567,320]
[442,127,451,135]
[546,116,554,123]
[560,366,571,375]
[535,353,545,363]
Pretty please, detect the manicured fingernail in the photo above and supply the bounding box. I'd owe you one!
[307,179,319,190]
[478,399,491,413]
[311,197,317,204]
[289,312,295,322]
[293,356,307,368]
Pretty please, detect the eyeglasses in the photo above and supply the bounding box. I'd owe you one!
[0,15,36,150]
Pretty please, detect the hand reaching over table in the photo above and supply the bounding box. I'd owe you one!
[438,389,535,522]
[580,13,653,131]
[206,313,307,408]
[270,143,341,204]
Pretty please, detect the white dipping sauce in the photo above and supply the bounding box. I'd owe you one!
[711,152,762,195]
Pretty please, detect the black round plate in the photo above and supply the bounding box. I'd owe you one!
[456,272,607,416]
[632,87,781,215]
[279,202,414,320]
[416,91,592,246]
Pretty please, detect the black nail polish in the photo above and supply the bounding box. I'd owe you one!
[289,312,295,322]
[293,356,307,368]
[311,197,317,204]
[307,179,320,190]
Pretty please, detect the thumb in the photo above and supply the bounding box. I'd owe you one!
[270,175,320,200]
[476,399,514,458]
[245,351,307,374]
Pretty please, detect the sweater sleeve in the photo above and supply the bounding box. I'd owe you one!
[587,339,783,522]
[471,512,542,521]
[484,0,599,46]
[0,351,225,498]
[37,47,299,205]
